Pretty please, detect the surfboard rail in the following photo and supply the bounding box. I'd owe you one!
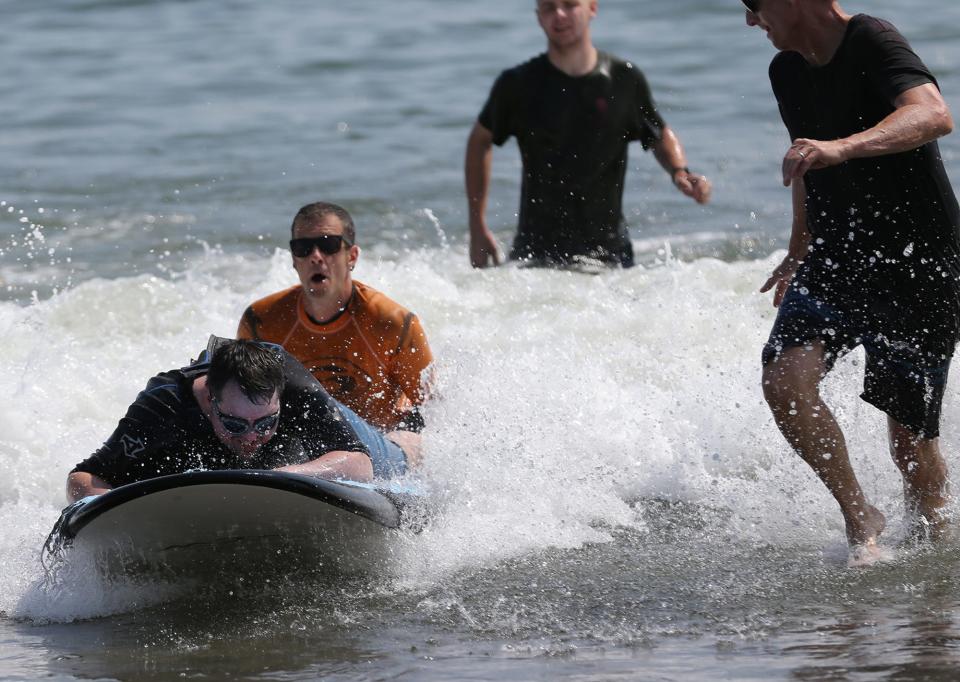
[44,470,421,577]
[60,470,406,540]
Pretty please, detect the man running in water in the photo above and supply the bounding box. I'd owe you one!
[745,0,960,563]
[67,338,401,502]
[237,202,432,469]
[465,0,712,268]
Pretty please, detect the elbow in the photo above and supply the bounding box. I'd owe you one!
[932,104,954,138]
[940,112,955,137]
[466,124,493,153]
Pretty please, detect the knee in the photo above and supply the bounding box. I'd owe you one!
[762,360,819,415]
[761,362,792,411]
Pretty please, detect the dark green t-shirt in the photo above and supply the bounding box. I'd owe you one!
[479,51,665,267]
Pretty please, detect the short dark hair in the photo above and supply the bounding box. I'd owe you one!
[291,202,356,244]
[207,339,285,404]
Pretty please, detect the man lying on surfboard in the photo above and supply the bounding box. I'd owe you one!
[66,337,409,502]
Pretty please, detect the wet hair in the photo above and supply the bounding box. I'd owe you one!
[290,202,356,244]
[207,339,285,404]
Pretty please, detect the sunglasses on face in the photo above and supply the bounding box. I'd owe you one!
[211,397,280,436]
[289,234,352,258]
[741,0,759,12]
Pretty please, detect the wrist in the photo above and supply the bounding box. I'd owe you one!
[671,166,691,184]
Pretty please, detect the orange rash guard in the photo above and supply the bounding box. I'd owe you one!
[237,281,433,431]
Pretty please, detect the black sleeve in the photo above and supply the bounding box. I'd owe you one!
[769,52,803,141]
[627,66,666,150]
[478,69,517,146]
[280,351,369,457]
[858,17,936,102]
[71,375,184,487]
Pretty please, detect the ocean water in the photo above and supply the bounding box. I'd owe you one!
[3,0,960,680]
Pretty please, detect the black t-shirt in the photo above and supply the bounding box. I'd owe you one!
[771,15,960,348]
[72,348,368,487]
[479,51,666,266]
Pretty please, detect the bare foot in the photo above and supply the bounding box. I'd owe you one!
[847,540,894,568]
[843,505,890,568]
[844,504,886,546]
[906,504,949,544]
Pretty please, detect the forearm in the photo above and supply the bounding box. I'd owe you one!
[651,127,688,177]
[465,125,493,232]
[66,471,113,502]
[843,107,951,159]
[839,84,953,160]
[788,180,811,259]
[275,451,373,482]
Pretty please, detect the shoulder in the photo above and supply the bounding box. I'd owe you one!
[602,53,660,103]
[495,54,549,87]
[769,50,805,78]
[242,285,301,335]
[846,14,904,43]
[247,285,300,313]
[843,14,922,61]
[353,281,416,327]
[142,369,186,400]
[769,50,807,94]
[605,52,643,79]
[129,368,192,420]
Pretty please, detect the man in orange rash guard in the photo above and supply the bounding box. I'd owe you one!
[237,202,433,469]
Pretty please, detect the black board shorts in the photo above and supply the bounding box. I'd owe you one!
[763,286,953,437]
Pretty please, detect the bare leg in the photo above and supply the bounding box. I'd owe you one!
[763,343,885,547]
[887,418,950,541]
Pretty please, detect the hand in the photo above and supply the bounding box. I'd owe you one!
[759,254,802,307]
[673,170,712,204]
[469,226,501,268]
[782,138,849,186]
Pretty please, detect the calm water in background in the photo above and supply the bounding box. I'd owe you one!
[3,1,960,679]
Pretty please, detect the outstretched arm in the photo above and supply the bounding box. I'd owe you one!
[465,121,501,268]
[760,179,811,307]
[274,451,373,482]
[782,83,953,185]
[651,126,712,204]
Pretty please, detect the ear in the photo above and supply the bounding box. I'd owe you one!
[588,0,598,18]
[348,244,361,270]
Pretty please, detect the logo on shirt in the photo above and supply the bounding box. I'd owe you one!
[312,362,362,397]
[119,434,146,459]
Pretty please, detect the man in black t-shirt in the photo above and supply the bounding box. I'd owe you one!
[66,338,380,502]
[465,0,711,269]
[745,0,960,562]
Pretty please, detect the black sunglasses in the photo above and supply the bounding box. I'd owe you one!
[289,235,352,258]
[741,0,759,12]
[211,397,280,436]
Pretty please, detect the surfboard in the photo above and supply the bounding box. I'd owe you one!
[44,470,421,577]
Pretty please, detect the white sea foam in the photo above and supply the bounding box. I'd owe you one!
[1,246,955,619]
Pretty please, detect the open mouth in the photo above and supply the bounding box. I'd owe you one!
[310,273,328,285]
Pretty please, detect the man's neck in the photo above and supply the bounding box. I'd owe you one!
[796,7,851,66]
[546,40,598,77]
[303,284,353,324]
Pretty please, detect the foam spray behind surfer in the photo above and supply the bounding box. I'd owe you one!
[743,0,960,564]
